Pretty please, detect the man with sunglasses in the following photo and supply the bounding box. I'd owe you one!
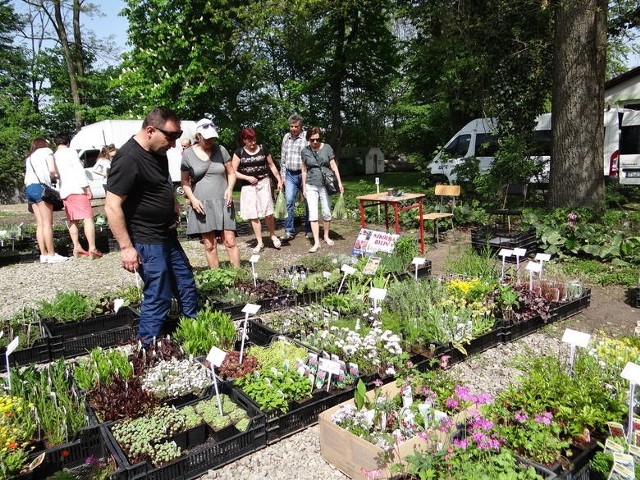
[279,113,311,241]
[105,106,198,344]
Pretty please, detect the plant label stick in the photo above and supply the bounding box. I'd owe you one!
[207,346,227,415]
[239,304,261,363]
[513,248,527,275]
[534,253,552,279]
[498,249,513,281]
[5,336,19,390]
[337,264,356,294]
[249,255,260,287]
[621,362,640,444]
[412,257,426,281]
[525,261,541,291]
[319,357,341,392]
[561,328,591,377]
[113,298,125,313]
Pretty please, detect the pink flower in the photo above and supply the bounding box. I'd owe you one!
[373,379,383,387]
[453,437,469,449]
[440,355,451,369]
[534,411,553,426]
[514,410,529,423]
[362,468,384,479]
[445,397,459,409]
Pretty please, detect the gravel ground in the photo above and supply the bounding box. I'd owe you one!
[0,225,574,480]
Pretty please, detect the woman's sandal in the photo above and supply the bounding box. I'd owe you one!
[253,244,264,254]
[324,238,335,246]
[73,249,90,258]
[308,245,320,253]
[271,235,282,249]
[89,250,103,259]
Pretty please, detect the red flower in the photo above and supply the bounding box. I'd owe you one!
[8,441,18,449]
[60,449,70,458]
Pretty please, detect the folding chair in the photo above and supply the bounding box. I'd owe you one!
[489,183,528,233]
[417,184,460,246]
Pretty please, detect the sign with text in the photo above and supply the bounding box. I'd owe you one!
[352,228,400,256]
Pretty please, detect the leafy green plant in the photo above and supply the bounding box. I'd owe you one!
[0,307,42,350]
[174,309,236,355]
[443,246,499,280]
[235,368,312,413]
[73,346,133,390]
[37,291,98,323]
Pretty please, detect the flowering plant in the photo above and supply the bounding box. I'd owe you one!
[0,396,31,478]
[490,407,570,465]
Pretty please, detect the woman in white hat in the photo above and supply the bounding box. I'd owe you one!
[180,119,240,268]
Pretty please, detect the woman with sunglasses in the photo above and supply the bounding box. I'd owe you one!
[301,126,344,253]
[181,119,240,268]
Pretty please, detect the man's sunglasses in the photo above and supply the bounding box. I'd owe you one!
[156,127,183,141]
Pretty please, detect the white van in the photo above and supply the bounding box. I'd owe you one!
[70,119,197,198]
[618,110,640,185]
[428,109,633,184]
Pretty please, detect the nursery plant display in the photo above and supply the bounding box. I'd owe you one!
[174,309,236,356]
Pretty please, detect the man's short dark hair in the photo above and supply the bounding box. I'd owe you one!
[54,134,70,146]
[142,106,180,129]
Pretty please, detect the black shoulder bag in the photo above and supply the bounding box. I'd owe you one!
[28,156,64,211]
[311,151,339,195]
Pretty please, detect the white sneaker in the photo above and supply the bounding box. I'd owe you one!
[47,253,69,263]
[40,255,48,264]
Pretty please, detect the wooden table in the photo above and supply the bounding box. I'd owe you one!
[356,192,426,254]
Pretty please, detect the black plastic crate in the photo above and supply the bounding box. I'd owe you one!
[463,326,504,356]
[16,426,105,480]
[50,324,137,360]
[0,335,51,373]
[245,318,279,346]
[395,260,433,281]
[106,382,266,480]
[550,288,592,323]
[471,227,538,259]
[44,306,139,338]
[262,386,356,445]
[500,314,547,343]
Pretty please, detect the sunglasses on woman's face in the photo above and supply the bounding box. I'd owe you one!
[309,138,321,143]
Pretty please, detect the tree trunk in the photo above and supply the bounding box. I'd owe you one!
[548,0,607,208]
[52,0,83,132]
[328,14,346,163]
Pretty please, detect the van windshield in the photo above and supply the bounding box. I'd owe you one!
[476,133,498,157]
[443,134,471,157]
[621,126,640,154]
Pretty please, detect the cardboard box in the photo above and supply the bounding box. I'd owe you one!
[318,383,454,480]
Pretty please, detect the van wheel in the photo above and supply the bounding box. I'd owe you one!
[175,185,184,196]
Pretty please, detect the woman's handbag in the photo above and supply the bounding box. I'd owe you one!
[320,166,339,195]
[42,184,64,211]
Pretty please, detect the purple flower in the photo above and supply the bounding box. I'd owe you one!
[534,411,552,426]
[454,385,472,402]
[474,392,492,405]
[453,437,469,449]
[373,379,383,387]
[567,213,578,221]
[514,410,529,423]
[445,397,459,409]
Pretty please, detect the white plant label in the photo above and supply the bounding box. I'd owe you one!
[242,304,261,315]
[498,249,513,257]
[375,177,380,185]
[411,257,426,266]
[341,264,356,275]
[561,328,591,348]
[369,287,387,301]
[113,298,125,313]
[206,346,227,368]
[249,254,260,264]
[513,248,527,257]
[535,253,551,262]
[318,357,341,376]
[525,261,542,273]
[621,362,640,384]
[6,337,19,356]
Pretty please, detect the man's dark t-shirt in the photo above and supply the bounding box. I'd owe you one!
[107,138,175,244]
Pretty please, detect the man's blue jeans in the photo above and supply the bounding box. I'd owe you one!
[135,239,198,342]
[284,170,309,234]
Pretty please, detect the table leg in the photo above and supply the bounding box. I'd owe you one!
[384,204,389,232]
[393,203,400,234]
[418,201,425,254]
[359,200,366,228]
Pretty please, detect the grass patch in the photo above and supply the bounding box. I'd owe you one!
[551,259,638,287]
